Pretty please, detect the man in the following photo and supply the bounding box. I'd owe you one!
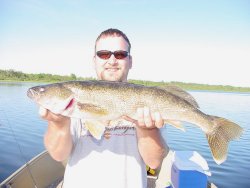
[39,28,167,188]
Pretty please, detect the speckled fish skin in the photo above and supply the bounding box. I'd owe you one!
[27,80,243,164]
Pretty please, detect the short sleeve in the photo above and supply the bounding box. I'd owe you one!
[70,118,82,145]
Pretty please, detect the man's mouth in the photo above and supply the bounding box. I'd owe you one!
[105,68,120,72]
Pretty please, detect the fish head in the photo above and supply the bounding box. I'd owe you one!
[27,83,75,114]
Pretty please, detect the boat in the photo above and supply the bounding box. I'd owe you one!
[0,150,64,188]
[0,150,217,188]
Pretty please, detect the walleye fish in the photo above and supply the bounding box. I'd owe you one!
[27,80,243,164]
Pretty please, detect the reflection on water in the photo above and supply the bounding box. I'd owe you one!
[0,83,250,187]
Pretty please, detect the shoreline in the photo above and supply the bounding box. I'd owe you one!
[1,79,250,93]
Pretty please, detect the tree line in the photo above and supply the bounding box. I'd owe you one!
[0,69,91,82]
[1,69,250,92]
[130,79,250,92]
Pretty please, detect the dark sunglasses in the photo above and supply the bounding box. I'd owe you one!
[96,50,129,60]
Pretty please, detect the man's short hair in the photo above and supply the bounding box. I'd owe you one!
[95,28,131,52]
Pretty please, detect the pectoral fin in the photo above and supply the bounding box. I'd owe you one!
[164,120,185,132]
[85,120,106,140]
[77,102,108,117]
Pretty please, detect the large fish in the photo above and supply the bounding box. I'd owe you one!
[27,80,243,164]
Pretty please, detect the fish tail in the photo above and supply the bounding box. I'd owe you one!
[206,116,243,164]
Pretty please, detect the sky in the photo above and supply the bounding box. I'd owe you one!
[0,0,250,87]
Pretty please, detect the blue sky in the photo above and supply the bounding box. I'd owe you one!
[1,0,250,87]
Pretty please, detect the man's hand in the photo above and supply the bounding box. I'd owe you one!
[123,107,164,129]
[123,107,166,169]
[39,106,70,127]
[39,106,72,161]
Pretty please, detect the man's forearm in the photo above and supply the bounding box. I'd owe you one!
[136,127,167,169]
[44,120,73,162]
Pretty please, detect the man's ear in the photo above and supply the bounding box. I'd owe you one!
[92,55,96,68]
[129,55,133,69]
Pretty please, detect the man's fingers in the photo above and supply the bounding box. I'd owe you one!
[143,107,154,128]
[136,108,145,127]
[154,112,164,128]
[122,107,164,129]
[39,106,67,122]
[39,106,48,119]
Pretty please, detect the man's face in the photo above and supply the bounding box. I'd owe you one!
[93,36,132,82]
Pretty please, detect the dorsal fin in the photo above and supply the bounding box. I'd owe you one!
[158,85,199,108]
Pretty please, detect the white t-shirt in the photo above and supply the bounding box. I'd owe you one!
[63,118,147,188]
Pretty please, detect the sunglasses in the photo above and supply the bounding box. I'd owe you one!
[96,50,129,60]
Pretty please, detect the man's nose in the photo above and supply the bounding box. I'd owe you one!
[107,55,118,65]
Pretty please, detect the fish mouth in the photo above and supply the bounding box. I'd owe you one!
[27,88,40,99]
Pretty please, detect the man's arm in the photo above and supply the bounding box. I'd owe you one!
[39,107,73,162]
[136,126,167,169]
[124,107,167,169]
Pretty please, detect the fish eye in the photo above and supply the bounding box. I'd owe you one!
[39,87,45,92]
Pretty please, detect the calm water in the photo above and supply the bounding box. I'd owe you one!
[0,82,249,187]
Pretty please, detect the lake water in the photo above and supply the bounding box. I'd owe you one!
[0,82,249,187]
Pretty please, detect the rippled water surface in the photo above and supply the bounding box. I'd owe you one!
[0,82,250,187]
